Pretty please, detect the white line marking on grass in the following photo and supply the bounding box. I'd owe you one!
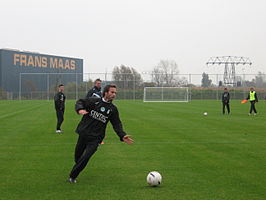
[0,104,45,119]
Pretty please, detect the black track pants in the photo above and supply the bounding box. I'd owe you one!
[56,109,64,130]
[249,101,257,114]
[69,135,99,179]
[222,102,230,114]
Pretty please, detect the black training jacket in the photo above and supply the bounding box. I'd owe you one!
[222,92,230,103]
[54,92,66,110]
[75,98,126,142]
[85,86,102,99]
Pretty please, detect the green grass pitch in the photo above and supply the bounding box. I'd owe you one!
[0,100,266,200]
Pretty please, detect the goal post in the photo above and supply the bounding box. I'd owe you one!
[143,87,189,102]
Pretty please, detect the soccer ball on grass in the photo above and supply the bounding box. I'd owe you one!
[146,171,162,187]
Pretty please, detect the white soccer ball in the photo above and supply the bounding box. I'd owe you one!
[203,112,208,116]
[147,171,162,186]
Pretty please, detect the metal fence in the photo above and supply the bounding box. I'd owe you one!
[0,73,266,100]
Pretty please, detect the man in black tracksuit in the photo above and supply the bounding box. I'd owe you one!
[86,79,105,144]
[54,84,66,133]
[86,78,102,99]
[68,84,133,183]
[222,88,230,114]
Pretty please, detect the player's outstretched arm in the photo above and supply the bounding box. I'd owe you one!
[110,106,133,144]
[123,135,134,145]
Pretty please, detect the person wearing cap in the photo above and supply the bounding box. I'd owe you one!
[246,87,259,115]
[222,88,230,114]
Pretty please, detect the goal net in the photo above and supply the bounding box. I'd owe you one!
[143,87,189,102]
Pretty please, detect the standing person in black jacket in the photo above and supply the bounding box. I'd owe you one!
[68,84,133,183]
[86,78,102,99]
[222,88,230,114]
[86,78,105,144]
[54,84,66,134]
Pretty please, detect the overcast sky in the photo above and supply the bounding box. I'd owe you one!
[0,0,265,75]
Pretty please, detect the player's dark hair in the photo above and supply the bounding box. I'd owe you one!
[103,84,117,97]
[94,78,102,84]
[58,84,64,87]
[224,88,227,90]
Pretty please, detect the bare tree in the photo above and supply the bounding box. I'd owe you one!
[151,60,180,86]
[201,72,212,87]
[255,71,266,88]
[151,67,164,86]
[176,76,188,86]
[112,65,143,89]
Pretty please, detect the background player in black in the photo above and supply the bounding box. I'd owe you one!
[86,78,105,144]
[86,78,102,99]
[54,84,66,134]
[222,88,230,114]
[68,84,133,183]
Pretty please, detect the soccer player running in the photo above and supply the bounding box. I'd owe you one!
[222,88,230,114]
[68,84,133,183]
[86,78,102,99]
[247,87,259,115]
[54,84,66,134]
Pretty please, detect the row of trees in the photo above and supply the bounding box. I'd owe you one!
[112,65,143,89]
[112,62,266,89]
[151,60,188,87]
[14,61,266,99]
[252,72,266,88]
[201,71,266,88]
[112,60,189,89]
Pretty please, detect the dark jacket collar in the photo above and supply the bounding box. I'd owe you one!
[94,86,101,91]
[101,97,112,104]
